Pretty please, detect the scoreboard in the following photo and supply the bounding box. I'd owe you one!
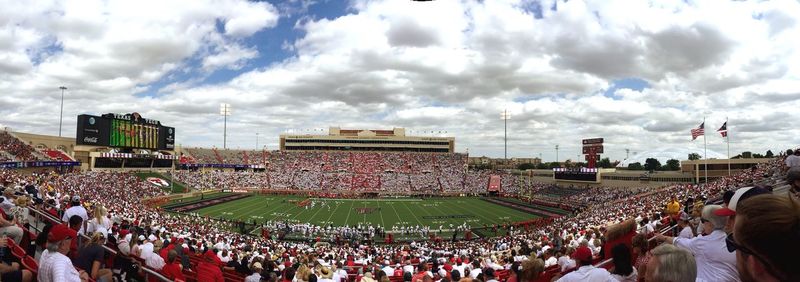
[76,113,175,150]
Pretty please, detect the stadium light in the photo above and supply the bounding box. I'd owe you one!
[220,103,232,149]
[500,110,511,160]
[555,145,559,164]
[58,86,67,137]
[256,132,259,150]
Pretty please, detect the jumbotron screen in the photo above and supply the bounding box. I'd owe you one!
[76,113,175,150]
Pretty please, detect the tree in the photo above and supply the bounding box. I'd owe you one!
[753,153,764,158]
[517,163,536,170]
[765,150,774,158]
[628,162,644,170]
[547,162,561,169]
[742,151,752,158]
[664,159,681,171]
[597,157,612,168]
[536,163,547,169]
[688,153,701,160]
[644,158,662,171]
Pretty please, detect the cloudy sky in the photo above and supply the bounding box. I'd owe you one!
[1,0,798,162]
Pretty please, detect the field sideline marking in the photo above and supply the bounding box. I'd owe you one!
[400,200,425,227]
[387,202,404,226]
[199,196,261,216]
[237,196,290,221]
[308,198,422,202]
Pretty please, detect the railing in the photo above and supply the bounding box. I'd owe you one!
[27,207,172,282]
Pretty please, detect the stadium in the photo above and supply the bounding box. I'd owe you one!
[1,2,800,282]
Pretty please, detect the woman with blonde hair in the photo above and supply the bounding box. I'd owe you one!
[74,231,113,282]
[87,205,112,235]
[295,264,312,282]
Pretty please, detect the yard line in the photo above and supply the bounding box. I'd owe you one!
[237,197,289,221]
[362,202,368,225]
[306,201,327,223]
[322,201,342,225]
[343,201,355,226]
[388,202,404,226]
[400,200,425,227]
[474,199,534,222]
[199,195,259,215]
[443,198,499,226]
[376,200,386,229]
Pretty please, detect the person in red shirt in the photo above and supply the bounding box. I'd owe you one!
[196,250,224,282]
[160,250,185,281]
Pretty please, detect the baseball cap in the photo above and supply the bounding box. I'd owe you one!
[714,187,770,216]
[48,224,76,242]
[71,195,81,202]
[573,246,593,262]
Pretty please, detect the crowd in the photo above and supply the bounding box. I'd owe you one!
[0,132,48,162]
[0,148,795,282]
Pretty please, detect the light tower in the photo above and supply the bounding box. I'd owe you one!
[220,103,232,149]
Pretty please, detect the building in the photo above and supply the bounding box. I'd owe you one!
[279,127,455,153]
[468,156,541,169]
[681,158,772,183]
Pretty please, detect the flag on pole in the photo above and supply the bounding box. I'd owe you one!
[717,122,727,137]
[691,122,705,140]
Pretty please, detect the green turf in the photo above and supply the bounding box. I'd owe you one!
[134,172,187,194]
[193,195,539,229]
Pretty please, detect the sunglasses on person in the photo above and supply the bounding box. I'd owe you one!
[700,218,709,223]
[726,233,788,281]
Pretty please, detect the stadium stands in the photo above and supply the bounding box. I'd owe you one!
[0,150,795,282]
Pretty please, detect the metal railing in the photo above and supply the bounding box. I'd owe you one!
[27,207,172,282]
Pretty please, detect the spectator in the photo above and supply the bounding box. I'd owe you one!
[62,195,88,234]
[38,224,88,282]
[630,234,650,278]
[74,232,113,282]
[160,250,185,281]
[656,205,737,282]
[676,213,693,239]
[732,194,800,281]
[714,186,770,234]
[86,205,111,236]
[245,261,263,282]
[543,249,557,268]
[784,149,800,171]
[553,246,614,282]
[665,196,681,216]
[0,201,23,244]
[787,168,800,197]
[609,244,636,282]
[0,234,33,282]
[519,258,543,282]
[557,247,576,272]
[644,244,696,282]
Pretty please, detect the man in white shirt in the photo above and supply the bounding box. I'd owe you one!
[554,246,615,282]
[543,249,558,268]
[784,150,800,170]
[244,262,262,282]
[677,213,694,239]
[38,224,89,282]
[61,195,88,234]
[382,261,395,276]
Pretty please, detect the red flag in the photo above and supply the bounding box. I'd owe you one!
[717,122,727,137]
[691,122,705,141]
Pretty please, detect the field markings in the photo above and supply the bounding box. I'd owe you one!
[228,197,275,220]
[321,201,343,225]
[474,199,536,222]
[200,196,261,216]
[362,202,368,225]
[376,200,386,228]
[387,202,405,226]
[400,200,425,227]
[441,198,498,226]
[426,199,460,228]
[343,201,355,226]
[306,201,327,223]
[236,197,290,221]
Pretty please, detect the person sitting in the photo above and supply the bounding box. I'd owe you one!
[553,246,615,282]
[38,224,89,282]
[656,205,738,282]
[644,244,696,282]
[160,250,185,281]
[197,249,224,282]
[0,234,33,282]
[609,244,636,282]
[732,194,800,281]
[73,232,113,282]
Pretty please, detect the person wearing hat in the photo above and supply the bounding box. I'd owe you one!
[361,271,377,282]
[38,224,88,282]
[715,186,770,234]
[62,195,88,234]
[655,205,738,282]
[317,266,335,282]
[244,261,263,282]
[551,246,614,282]
[676,212,694,239]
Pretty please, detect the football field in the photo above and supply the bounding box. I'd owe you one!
[193,195,538,229]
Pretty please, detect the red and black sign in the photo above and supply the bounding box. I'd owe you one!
[582,138,604,145]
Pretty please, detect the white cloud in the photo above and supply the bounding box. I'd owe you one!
[1,0,798,161]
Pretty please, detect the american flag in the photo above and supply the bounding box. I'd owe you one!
[691,122,704,141]
[717,122,727,137]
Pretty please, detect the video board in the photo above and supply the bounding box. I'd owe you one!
[76,113,175,150]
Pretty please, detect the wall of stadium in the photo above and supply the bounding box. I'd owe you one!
[280,127,455,153]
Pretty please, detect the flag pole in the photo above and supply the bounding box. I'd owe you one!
[726,117,730,176]
[704,116,708,184]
